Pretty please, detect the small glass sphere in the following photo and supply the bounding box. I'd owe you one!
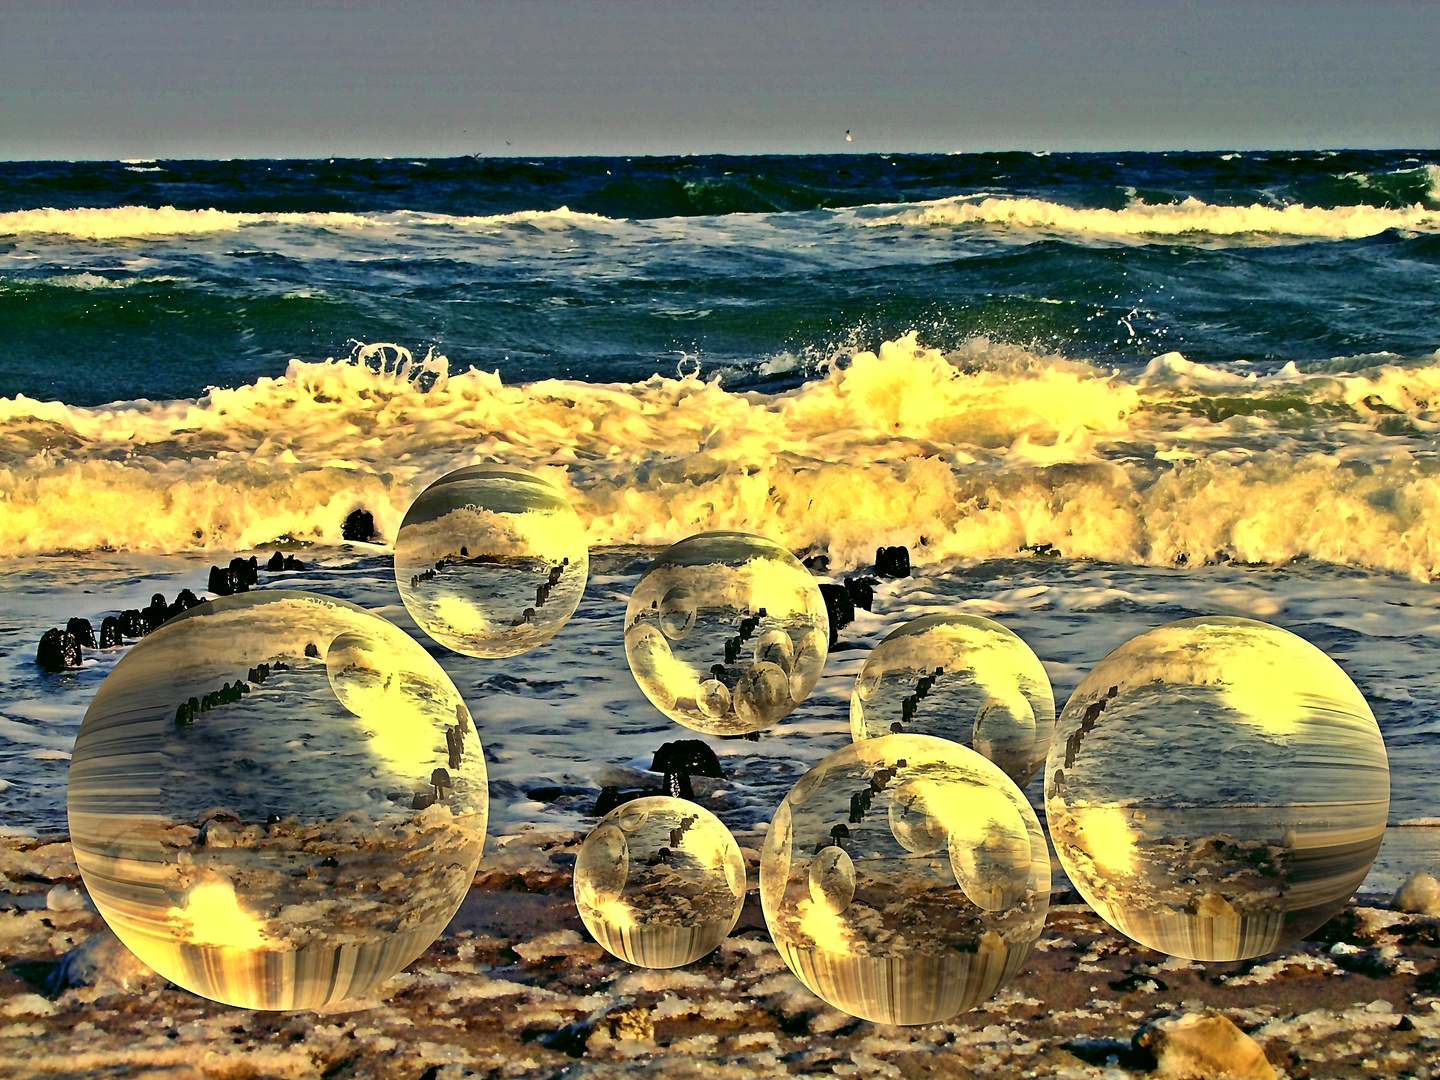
[574,797,746,968]
[624,531,828,735]
[850,613,1055,788]
[1045,616,1389,962]
[66,591,489,1010]
[760,734,1049,1025]
[395,465,588,658]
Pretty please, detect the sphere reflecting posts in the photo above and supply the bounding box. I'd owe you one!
[66,591,489,1010]
[1045,616,1389,962]
[395,465,588,658]
[624,531,828,736]
[850,613,1055,788]
[761,735,1049,1025]
[574,797,746,968]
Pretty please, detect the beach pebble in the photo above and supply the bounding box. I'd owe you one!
[46,928,164,996]
[44,883,93,912]
[1134,1011,1275,1080]
[0,842,80,881]
[514,929,583,962]
[1,993,55,1017]
[1391,871,1440,915]
[197,820,234,847]
[606,1006,654,1042]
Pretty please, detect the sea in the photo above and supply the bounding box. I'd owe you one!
[2,150,1440,895]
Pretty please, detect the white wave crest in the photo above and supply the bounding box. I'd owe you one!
[1425,163,1440,201]
[868,194,1440,241]
[6,335,1440,579]
[0,204,616,240]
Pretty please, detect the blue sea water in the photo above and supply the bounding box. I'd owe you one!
[2,151,1440,896]
[2,151,1439,404]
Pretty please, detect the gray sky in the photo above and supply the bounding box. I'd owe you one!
[3,0,1437,159]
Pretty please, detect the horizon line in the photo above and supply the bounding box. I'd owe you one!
[3,146,1440,166]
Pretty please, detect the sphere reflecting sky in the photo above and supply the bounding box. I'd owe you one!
[624,531,828,735]
[395,465,588,658]
[850,613,1055,788]
[67,590,488,1010]
[1045,616,1388,962]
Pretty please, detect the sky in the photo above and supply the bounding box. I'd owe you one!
[2,0,1439,160]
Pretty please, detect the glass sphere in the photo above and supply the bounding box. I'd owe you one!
[1045,616,1388,962]
[850,613,1055,788]
[395,465,588,658]
[760,734,1049,1025]
[624,531,828,735]
[66,590,489,1010]
[574,797,745,968]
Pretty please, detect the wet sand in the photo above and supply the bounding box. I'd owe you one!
[3,832,1439,1079]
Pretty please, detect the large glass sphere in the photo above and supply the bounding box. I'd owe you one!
[760,734,1049,1025]
[624,531,828,735]
[850,613,1055,788]
[574,797,745,968]
[1045,616,1388,962]
[395,465,588,658]
[66,590,489,1010]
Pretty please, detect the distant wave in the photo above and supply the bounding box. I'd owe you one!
[0,271,186,291]
[0,204,613,240]
[6,192,1440,244]
[5,336,1440,579]
[866,194,1440,241]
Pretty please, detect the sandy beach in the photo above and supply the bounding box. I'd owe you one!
[4,829,1439,1080]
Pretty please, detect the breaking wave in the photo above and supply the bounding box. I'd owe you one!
[6,335,1440,579]
[866,194,1440,241]
[0,204,613,240]
[6,190,1440,246]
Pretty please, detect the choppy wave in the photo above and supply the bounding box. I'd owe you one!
[868,194,1440,241]
[5,336,1440,579]
[0,272,186,291]
[0,204,611,240]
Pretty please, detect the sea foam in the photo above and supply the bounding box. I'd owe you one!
[4,336,1440,579]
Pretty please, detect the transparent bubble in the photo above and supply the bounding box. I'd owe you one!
[624,531,829,735]
[1045,616,1389,962]
[66,591,488,1010]
[850,614,1055,788]
[395,465,588,658]
[760,734,1049,1025]
[574,797,746,968]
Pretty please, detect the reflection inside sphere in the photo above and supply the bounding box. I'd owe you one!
[760,734,1049,1025]
[1045,616,1389,962]
[624,531,828,735]
[574,797,745,968]
[395,465,588,658]
[850,613,1055,788]
[66,590,489,1010]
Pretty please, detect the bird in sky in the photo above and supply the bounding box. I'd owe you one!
[845,130,853,142]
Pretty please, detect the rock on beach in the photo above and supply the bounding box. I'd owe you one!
[1136,1011,1276,1079]
[1393,871,1440,916]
